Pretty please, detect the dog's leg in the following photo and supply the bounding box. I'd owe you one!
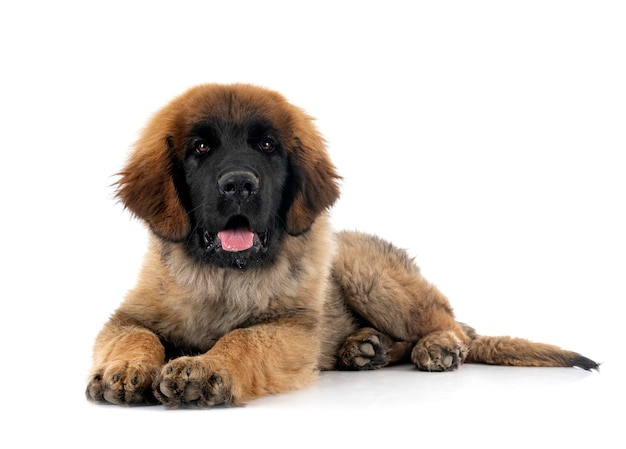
[338,327,412,370]
[86,316,165,405]
[333,231,599,371]
[153,320,320,408]
[334,231,471,371]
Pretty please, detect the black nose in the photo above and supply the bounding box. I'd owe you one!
[218,170,259,201]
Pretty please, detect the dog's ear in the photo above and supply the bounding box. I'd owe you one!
[285,121,341,235]
[116,121,190,242]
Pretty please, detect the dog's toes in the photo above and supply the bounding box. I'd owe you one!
[338,328,394,370]
[86,361,159,405]
[411,330,468,372]
[152,356,233,409]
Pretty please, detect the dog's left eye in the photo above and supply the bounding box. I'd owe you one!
[257,137,275,153]
[193,140,211,154]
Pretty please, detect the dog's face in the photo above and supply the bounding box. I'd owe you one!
[116,84,340,269]
[181,117,290,268]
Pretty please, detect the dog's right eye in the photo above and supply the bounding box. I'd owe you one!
[193,140,210,154]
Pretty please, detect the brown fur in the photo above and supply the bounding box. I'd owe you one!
[87,83,598,408]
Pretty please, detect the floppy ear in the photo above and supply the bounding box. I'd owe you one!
[116,129,190,242]
[286,126,341,235]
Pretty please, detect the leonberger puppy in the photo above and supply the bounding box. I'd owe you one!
[86,84,598,408]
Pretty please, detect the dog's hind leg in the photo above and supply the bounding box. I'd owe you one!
[333,231,599,371]
[333,231,472,371]
[337,327,412,370]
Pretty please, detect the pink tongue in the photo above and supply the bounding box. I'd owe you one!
[218,228,255,252]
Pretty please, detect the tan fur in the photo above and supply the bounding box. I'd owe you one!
[87,84,598,408]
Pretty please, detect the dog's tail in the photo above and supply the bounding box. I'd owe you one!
[459,323,599,371]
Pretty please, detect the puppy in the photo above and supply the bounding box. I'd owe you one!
[86,84,598,408]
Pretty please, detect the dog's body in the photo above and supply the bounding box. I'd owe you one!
[87,84,597,408]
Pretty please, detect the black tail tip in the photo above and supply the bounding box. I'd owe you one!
[572,355,600,371]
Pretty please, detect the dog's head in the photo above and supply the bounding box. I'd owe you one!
[116,84,340,269]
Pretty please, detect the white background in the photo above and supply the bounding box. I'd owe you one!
[1,1,624,447]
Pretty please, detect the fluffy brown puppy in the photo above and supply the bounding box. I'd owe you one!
[86,84,598,408]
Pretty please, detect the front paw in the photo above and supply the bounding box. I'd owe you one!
[86,360,159,405]
[153,356,233,409]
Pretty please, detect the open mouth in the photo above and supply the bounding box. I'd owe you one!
[217,216,255,252]
[202,216,269,253]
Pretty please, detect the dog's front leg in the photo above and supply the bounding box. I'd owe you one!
[86,323,165,405]
[153,322,320,408]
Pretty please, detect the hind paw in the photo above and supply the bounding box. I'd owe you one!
[411,330,468,372]
[338,328,395,370]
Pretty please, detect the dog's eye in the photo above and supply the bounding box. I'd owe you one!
[193,140,211,154]
[257,137,275,153]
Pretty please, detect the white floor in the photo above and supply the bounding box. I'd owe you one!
[10,357,618,448]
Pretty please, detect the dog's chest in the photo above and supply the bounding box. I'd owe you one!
[157,240,314,351]
[161,271,280,351]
